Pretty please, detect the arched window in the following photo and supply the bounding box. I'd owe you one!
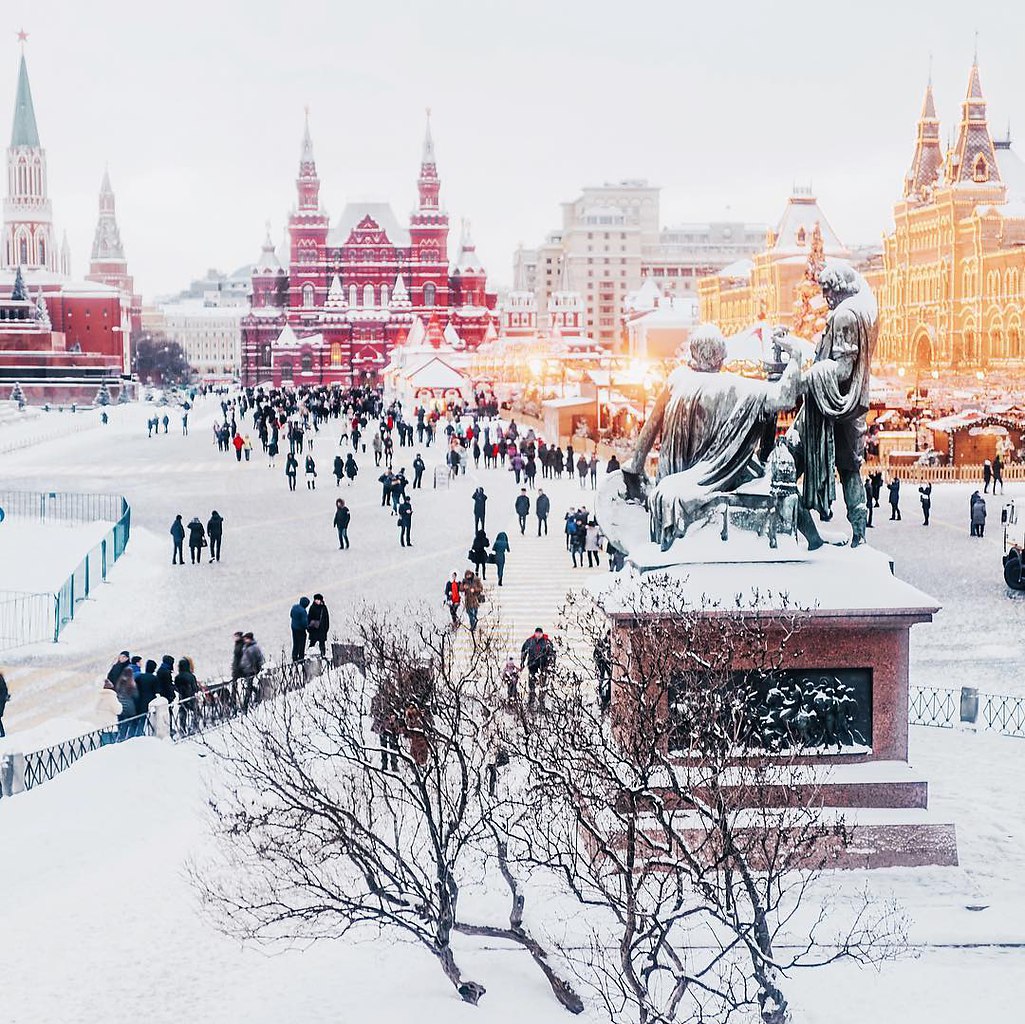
[302,283,315,308]
[380,284,389,307]
[424,283,437,306]
[363,284,375,307]
[301,352,313,372]
[260,344,271,367]
[330,342,342,366]
[796,227,806,245]
[348,284,358,307]
[280,359,293,380]
[38,237,45,267]
[974,154,988,182]
[18,236,27,264]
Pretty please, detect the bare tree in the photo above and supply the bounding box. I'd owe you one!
[192,603,581,1012]
[503,577,907,1024]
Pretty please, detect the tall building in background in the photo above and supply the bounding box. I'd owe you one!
[866,58,1025,372]
[240,113,498,388]
[0,43,128,402]
[515,181,764,348]
[86,168,141,361]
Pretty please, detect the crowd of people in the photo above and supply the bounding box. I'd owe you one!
[169,510,224,564]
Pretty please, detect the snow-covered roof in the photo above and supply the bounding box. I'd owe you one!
[772,192,847,257]
[404,356,469,390]
[0,268,120,297]
[716,257,754,280]
[996,144,1025,202]
[623,277,662,312]
[629,298,700,328]
[328,202,410,247]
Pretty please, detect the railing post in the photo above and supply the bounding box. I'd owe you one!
[1,752,26,796]
[959,686,979,730]
[101,538,107,581]
[84,554,90,598]
[148,695,171,739]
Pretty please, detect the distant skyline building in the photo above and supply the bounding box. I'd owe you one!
[0,43,129,400]
[513,180,765,348]
[240,112,497,387]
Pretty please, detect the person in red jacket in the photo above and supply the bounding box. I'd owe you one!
[444,572,461,627]
[232,432,245,463]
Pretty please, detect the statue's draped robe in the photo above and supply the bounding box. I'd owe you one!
[793,285,878,518]
[649,368,786,544]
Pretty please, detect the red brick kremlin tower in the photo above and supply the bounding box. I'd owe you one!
[240,111,497,387]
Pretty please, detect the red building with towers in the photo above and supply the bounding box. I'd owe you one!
[240,113,497,387]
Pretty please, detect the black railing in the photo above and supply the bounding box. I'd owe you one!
[10,657,329,797]
[908,686,960,729]
[909,684,1025,738]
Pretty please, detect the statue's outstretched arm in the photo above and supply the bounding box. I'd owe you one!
[623,387,669,476]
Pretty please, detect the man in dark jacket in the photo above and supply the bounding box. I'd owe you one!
[307,593,330,657]
[887,477,901,521]
[155,655,176,704]
[187,517,206,563]
[398,498,413,547]
[536,490,551,536]
[290,597,310,662]
[0,670,9,738]
[231,632,245,681]
[918,483,932,526]
[136,659,160,712]
[520,627,555,708]
[333,499,351,549]
[472,486,488,532]
[207,511,224,562]
[106,650,131,686]
[515,489,530,535]
[412,453,426,489]
[170,515,185,564]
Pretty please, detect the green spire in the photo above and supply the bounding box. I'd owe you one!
[11,53,40,147]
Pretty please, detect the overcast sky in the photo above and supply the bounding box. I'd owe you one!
[14,0,1025,297]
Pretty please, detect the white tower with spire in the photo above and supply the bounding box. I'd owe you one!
[3,41,56,271]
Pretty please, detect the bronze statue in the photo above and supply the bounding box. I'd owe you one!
[784,264,878,548]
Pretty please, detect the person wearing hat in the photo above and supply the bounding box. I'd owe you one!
[290,597,311,662]
[105,650,131,688]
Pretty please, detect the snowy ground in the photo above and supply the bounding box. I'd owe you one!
[0,725,1021,1024]
[0,520,113,591]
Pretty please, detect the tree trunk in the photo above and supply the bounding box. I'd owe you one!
[436,943,486,1005]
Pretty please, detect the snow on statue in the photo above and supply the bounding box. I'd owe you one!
[599,261,878,563]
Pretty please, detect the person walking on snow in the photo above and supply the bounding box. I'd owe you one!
[470,528,491,578]
[412,453,425,489]
[536,489,550,535]
[918,483,932,526]
[444,571,461,626]
[170,514,186,565]
[187,516,206,564]
[887,477,901,521]
[334,499,351,549]
[333,454,344,487]
[397,497,413,547]
[462,570,485,633]
[207,510,224,562]
[305,454,317,489]
[290,597,310,662]
[344,453,358,485]
[492,531,510,586]
[472,486,488,532]
[285,452,298,491]
[233,431,245,462]
[515,489,530,535]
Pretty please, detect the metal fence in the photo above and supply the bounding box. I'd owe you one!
[6,657,324,798]
[864,462,1025,484]
[0,491,131,648]
[0,490,125,525]
[909,684,1025,738]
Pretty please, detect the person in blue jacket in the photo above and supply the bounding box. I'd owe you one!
[290,596,310,662]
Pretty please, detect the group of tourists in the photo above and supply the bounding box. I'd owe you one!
[169,510,224,564]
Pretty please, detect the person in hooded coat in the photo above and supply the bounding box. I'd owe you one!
[136,659,160,712]
[170,515,185,564]
[333,454,344,487]
[290,597,310,661]
[307,593,330,657]
[344,453,359,484]
[207,511,224,562]
[492,531,510,586]
[470,528,491,578]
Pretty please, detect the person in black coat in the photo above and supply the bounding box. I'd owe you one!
[334,499,351,549]
[536,490,551,536]
[0,669,8,738]
[398,498,413,547]
[307,593,330,657]
[136,659,159,712]
[187,517,206,563]
[344,453,359,484]
[170,515,185,565]
[515,489,530,535]
[155,655,176,704]
[412,453,426,489]
[106,650,131,686]
[887,477,901,521]
[207,511,224,562]
[918,483,932,526]
[333,454,344,487]
[472,487,488,532]
[470,528,491,578]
